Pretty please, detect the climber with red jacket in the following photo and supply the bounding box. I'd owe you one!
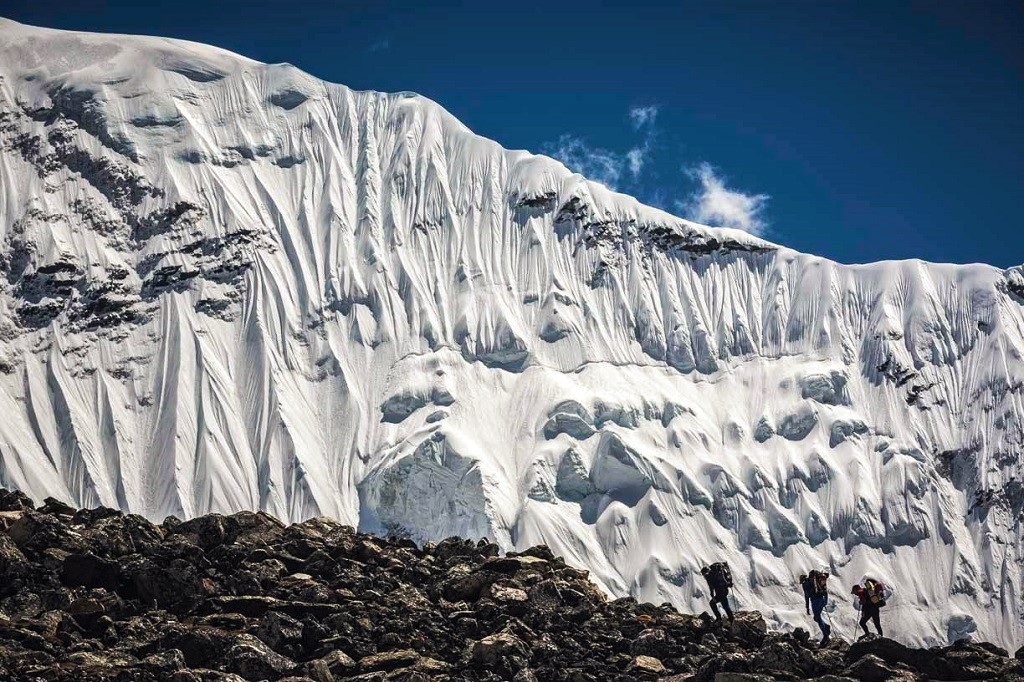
[851,578,891,638]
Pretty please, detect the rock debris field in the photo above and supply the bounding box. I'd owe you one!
[0,490,1021,681]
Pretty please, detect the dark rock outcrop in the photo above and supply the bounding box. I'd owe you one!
[0,489,1019,681]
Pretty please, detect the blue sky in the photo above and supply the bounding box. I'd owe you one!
[5,1,1022,267]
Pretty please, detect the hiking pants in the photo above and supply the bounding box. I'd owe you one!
[710,586,733,621]
[859,603,882,636]
[810,595,830,638]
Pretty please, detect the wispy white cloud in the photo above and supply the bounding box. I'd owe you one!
[547,105,661,187]
[368,38,391,52]
[680,162,769,235]
[628,105,659,130]
[545,106,770,235]
[545,134,625,190]
[626,147,646,178]
[624,106,658,176]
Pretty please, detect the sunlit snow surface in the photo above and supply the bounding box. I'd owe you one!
[0,19,1022,649]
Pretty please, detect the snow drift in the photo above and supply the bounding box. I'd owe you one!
[0,18,1021,649]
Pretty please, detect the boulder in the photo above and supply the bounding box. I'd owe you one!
[165,626,242,667]
[848,637,945,679]
[8,511,84,554]
[140,649,186,674]
[730,612,769,648]
[359,649,419,671]
[208,595,286,617]
[169,514,240,549]
[255,610,305,653]
[693,651,754,682]
[470,631,529,670]
[440,565,495,601]
[65,596,109,628]
[0,489,34,511]
[483,555,549,575]
[0,534,29,575]
[935,638,1018,680]
[78,516,138,556]
[842,654,915,682]
[627,655,667,675]
[412,656,450,673]
[232,510,287,547]
[62,552,120,590]
[224,636,297,679]
[121,514,166,550]
[38,497,77,517]
[305,650,356,679]
[756,638,819,677]
[71,505,121,526]
[487,583,529,604]
[630,627,668,656]
[130,561,206,610]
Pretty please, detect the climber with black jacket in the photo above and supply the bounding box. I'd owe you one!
[799,570,831,645]
[852,578,890,638]
[701,562,734,623]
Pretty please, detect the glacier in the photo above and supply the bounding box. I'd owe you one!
[0,18,1021,650]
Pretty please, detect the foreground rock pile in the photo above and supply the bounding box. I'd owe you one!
[0,490,1020,681]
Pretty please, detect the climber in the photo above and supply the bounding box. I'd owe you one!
[799,570,831,645]
[851,577,890,638]
[701,562,734,624]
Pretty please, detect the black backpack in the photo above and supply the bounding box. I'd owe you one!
[709,562,733,588]
[808,570,828,596]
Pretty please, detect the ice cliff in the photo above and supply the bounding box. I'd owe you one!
[0,18,1021,649]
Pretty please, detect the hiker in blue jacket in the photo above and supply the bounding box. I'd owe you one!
[800,570,831,645]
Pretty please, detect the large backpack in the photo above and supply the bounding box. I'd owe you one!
[710,562,733,588]
[864,578,888,607]
[809,570,829,597]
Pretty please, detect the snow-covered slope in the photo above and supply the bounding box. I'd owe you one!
[1,18,1022,649]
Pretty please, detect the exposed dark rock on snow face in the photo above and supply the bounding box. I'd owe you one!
[0,94,274,330]
[0,492,1021,682]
